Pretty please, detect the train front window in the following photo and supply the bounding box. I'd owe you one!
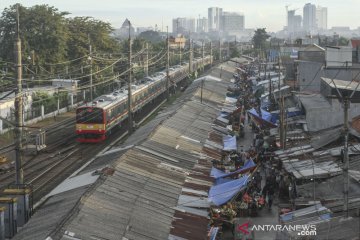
[76,108,103,124]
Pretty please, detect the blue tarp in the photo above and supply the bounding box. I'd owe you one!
[208,175,250,206]
[248,108,277,128]
[215,178,233,185]
[223,135,237,151]
[248,108,272,122]
[211,159,256,179]
[271,108,304,123]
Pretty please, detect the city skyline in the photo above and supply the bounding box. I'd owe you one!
[0,0,359,32]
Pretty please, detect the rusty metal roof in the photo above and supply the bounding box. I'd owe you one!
[57,73,231,239]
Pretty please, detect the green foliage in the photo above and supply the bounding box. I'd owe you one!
[32,91,54,108]
[32,90,68,110]
[338,37,349,46]
[230,46,240,58]
[0,4,69,64]
[138,30,162,43]
[252,28,270,50]
[0,4,120,69]
[319,36,349,47]
[66,17,119,60]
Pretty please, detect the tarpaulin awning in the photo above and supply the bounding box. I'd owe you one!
[223,135,237,151]
[211,159,256,179]
[248,108,272,122]
[208,175,250,206]
[248,108,277,128]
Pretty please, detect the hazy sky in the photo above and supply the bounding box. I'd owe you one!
[1,0,359,32]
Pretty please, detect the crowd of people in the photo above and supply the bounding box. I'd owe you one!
[209,64,300,239]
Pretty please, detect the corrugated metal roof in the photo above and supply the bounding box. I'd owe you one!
[12,187,88,240]
[56,76,230,239]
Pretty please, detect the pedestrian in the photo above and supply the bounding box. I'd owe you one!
[254,171,262,191]
[262,179,275,210]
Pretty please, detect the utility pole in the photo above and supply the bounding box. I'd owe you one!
[279,96,286,149]
[219,38,222,62]
[264,61,267,80]
[268,72,272,111]
[343,98,349,218]
[166,26,170,100]
[14,6,24,184]
[189,33,193,74]
[326,93,356,218]
[210,41,213,66]
[179,42,182,65]
[127,20,133,134]
[89,39,93,102]
[201,40,204,72]
[200,78,204,103]
[145,43,149,77]
[278,56,281,90]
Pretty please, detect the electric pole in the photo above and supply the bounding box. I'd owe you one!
[145,42,149,77]
[189,33,193,74]
[200,79,204,103]
[279,96,286,149]
[278,56,281,90]
[343,98,349,218]
[14,5,24,185]
[219,38,222,62]
[210,41,213,66]
[89,42,93,101]
[179,42,182,65]
[166,26,170,100]
[127,20,133,134]
[201,40,204,72]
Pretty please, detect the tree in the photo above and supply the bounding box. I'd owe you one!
[252,28,270,50]
[66,17,120,60]
[0,4,69,65]
[138,30,162,43]
[230,45,239,58]
[338,37,349,46]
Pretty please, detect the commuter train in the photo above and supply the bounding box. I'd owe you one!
[76,56,212,142]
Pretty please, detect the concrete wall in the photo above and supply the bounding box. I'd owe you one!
[298,61,353,92]
[326,47,352,67]
[298,51,325,63]
[303,98,360,132]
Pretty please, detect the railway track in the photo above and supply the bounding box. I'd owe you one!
[0,67,206,206]
[0,116,76,155]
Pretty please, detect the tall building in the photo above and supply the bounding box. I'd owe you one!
[197,17,208,33]
[172,18,195,34]
[287,10,302,34]
[303,3,317,33]
[208,7,223,31]
[316,6,327,30]
[222,12,244,33]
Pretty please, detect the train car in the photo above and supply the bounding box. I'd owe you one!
[76,56,212,142]
[76,76,166,142]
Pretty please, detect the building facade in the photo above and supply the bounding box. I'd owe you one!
[287,10,302,35]
[208,7,223,32]
[197,17,208,33]
[172,18,195,34]
[222,12,244,33]
[303,3,317,33]
[316,6,327,30]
